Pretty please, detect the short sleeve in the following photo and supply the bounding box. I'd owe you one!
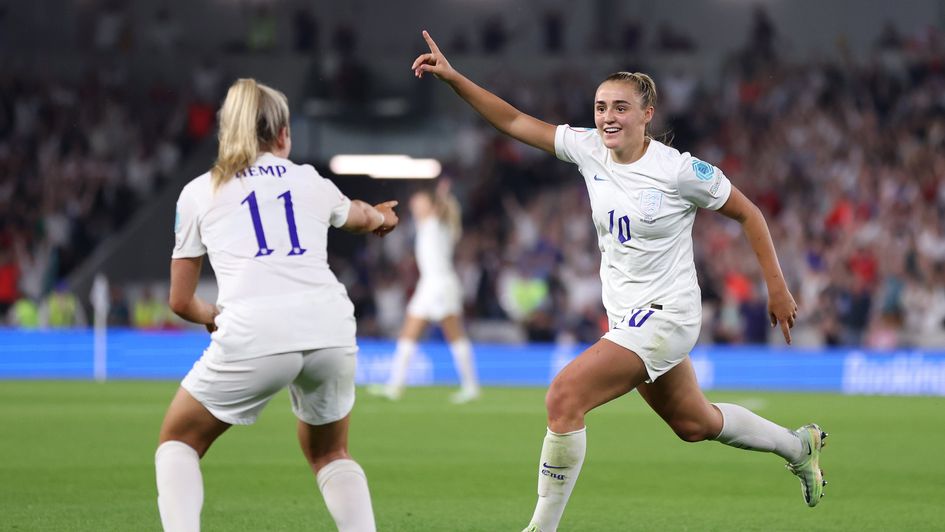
[677,155,732,210]
[554,125,596,165]
[323,178,352,228]
[171,186,206,258]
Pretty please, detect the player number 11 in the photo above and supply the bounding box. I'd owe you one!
[241,190,307,257]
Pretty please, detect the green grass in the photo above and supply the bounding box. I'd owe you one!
[1,382,944,531]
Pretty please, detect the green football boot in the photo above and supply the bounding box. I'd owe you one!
[786,423,828,507]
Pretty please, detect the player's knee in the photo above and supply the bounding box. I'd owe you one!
[545,379,582,423]
[670,418,713,443]
[307,449,351,471]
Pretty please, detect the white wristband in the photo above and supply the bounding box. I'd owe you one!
[374,210,386,227]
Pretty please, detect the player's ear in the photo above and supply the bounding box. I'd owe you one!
[278,126,290,147]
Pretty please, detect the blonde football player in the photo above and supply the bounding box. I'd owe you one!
[376,179,480,403]
[156,78,398,532]
[411,30,827,531]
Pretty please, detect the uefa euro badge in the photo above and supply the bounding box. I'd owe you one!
[640,189,662,224]
[692,159,715,181]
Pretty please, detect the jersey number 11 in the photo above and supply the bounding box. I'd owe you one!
[241,190,307,257]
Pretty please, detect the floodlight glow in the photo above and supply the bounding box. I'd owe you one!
[329,155,441,179]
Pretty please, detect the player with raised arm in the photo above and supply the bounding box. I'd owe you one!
[156,78,398,532]
[375,179,480,403]
[411,31,827,531]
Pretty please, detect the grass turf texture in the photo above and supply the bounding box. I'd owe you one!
[1,382,943,531]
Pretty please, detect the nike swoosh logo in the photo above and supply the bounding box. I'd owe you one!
[542,462,567,469]
[592,174,607,182]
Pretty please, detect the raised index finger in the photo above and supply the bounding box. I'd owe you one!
[780,319,792,345]
[422,30,442,55]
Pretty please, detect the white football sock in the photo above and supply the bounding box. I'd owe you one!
[386,339,417,392]
[316,459,376,532]
[448,337,479,392]
[713,402,804,463]
[526,427,586,532]
[155,441,203,532]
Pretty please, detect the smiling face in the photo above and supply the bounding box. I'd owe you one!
[594,80,654,159]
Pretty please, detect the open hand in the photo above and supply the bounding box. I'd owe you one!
[373,200,399,237]
[412,30,455,81]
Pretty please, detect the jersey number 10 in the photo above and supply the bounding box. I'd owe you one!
[241,190,307,257]
[608,210,631,243]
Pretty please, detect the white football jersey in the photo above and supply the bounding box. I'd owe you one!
[173,153,356,360]
[555,125,732,324]
[415,217,457,280]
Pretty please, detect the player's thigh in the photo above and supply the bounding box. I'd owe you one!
[181,351,303,427]
[399,314,429,341]
[438,314,467,343]
[159,387,231,457]
[297,415,351,470]
[636,357,721,438]
[289,346,358,427]
[547,338,650,416]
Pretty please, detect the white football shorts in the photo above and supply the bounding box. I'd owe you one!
[181,345,357,426]
[602,305,701,383]
[406,274,463,321]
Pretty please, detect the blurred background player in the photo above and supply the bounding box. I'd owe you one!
[411,31,826,531]
[375,179,481,403]
[156,78,398,532]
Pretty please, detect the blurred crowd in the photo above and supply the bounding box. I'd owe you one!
[2,6,944,350]
[0,63,224,327]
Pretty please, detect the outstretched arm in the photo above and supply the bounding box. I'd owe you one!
[342,200,399,236]
[716,186,797,344]
[413,30,556,155]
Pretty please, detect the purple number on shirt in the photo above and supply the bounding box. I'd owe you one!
[608,209,632,243]
[625,308,654,328]
[241,190,306,257]
[241,191,275,257]
[278,191,307,256]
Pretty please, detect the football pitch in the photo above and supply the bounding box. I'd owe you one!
[1,381,943,531]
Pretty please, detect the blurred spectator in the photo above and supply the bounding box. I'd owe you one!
[0,231,18,315]
[132,287,170,330]
[94,0,132,53]
[107,284,131,327]
[875,20,904,51]
[8,297,39,328]
[192,60,223,103]
[40,283,86,328]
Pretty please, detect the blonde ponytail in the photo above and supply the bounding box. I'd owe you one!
[211,78,290,190]
[442,194,462,243]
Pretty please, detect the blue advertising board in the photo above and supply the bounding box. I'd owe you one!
[1,329,944,396]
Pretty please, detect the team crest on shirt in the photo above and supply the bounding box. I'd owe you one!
[692,159,715,181]
[640,189,662,223]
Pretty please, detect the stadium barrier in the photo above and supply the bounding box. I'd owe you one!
[1,329,944,396]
